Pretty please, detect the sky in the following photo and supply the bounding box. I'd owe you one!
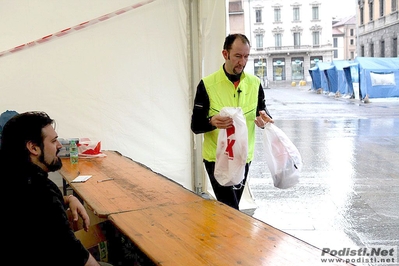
[330,0,357,18]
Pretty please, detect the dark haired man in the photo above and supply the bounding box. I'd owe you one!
[0,111,109,266]
[191,33,274,210]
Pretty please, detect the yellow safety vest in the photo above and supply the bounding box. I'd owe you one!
[202,66,260,162]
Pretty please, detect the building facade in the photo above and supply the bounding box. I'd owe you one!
[357,0,399,57]
[332,16,357,60]
[240,0,334,84]
[229,0,245,34]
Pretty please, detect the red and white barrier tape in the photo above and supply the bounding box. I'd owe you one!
[0,0,155,57]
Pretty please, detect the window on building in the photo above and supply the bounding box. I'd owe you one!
[370,42,374,57]
[312,6,319,20]
[312,31,320,46]
[274,8,281,22]
[350,29,354,36]
[360,7,364,24]
[291,57,304,80]
[254,59,267,80]
[334,49,338,58]
[380,0,385,17]
[392,0,398,11]
[275,33,282,48]
[272,58,285,81]
[333,38,338,48]
[350,51,354,59]
[256,34,263,49]
[369,1,374,21]
[380,40,385,57]
[293,7,300,21]
[294,32,301,48]
[256,9,262,23]
[350,39,354,45]
[361,45,365,56]
[310,56,322,68]
[393,38,398,57]
[333,38,338,47]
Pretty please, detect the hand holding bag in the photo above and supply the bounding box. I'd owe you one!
[214,107,248,186]
[262,123,302,189]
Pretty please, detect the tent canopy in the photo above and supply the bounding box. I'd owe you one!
[354,57,399,99]
[315,62,336,93]
[331,60,351,95]
[0,0,226,191]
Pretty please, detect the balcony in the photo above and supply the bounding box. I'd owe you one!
[253,44,333,56]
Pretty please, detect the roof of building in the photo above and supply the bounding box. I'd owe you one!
[332,28,344,35]
[333,15,356,27]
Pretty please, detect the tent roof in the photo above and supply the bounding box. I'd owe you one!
[317,61,334,70]
[355,57,399,70]
[332,60,351,70]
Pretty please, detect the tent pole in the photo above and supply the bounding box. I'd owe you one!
[189,0,204,194]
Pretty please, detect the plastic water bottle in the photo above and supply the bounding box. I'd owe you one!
[70,139,79,164]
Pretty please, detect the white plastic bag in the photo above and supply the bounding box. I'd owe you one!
[78,138,106,158]
[214,107,248,186]
[262,123,302,189]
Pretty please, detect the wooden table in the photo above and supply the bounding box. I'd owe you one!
[59,150,201,218]
[109,200,349,266]
[60,150,350,265]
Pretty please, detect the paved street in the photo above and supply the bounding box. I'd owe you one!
[247,83,399,265]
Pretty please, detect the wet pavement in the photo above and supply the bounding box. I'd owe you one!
[247,84,399,265]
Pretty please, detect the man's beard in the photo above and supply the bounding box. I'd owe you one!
[39,149,63,172]
[233,64,245,75]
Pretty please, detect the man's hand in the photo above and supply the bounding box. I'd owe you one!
[254,110,274,128]
[67,195,91,232]
[210,114,233,129]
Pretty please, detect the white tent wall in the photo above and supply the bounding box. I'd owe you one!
[0,0,226,191]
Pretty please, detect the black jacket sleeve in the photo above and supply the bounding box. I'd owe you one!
[191,80,216,134]
[257,84,273,119]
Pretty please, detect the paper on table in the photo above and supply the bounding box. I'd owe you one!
[71,175,92,183]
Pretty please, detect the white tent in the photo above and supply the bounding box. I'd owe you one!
[0,0,226,193]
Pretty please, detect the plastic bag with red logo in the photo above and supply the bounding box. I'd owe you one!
[214,107,248,186]
[78,138,106,158]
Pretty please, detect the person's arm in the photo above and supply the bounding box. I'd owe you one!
[43,184,94,265]
[65,194,90,232]
[62,195,102,265]
[257,84,272,119]
[255,84,274,127]
[191,80,216,134]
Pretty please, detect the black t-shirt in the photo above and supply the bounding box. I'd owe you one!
[1,162,89,266]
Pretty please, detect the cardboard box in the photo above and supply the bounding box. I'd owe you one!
[74,221,109,263]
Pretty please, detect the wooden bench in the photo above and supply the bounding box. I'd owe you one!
[109,200,348,265]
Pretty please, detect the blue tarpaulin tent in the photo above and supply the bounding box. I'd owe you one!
[343,63,359,98]
[318,62,336,94]
[309,62,337,93]
[354,57,399,99]
[331,60,351,95]
[308,66,320,90]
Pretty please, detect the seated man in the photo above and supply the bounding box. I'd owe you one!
[0,111,112,266]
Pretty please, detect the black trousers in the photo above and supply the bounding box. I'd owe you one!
[204,160,250,210]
